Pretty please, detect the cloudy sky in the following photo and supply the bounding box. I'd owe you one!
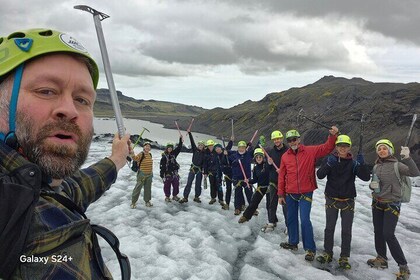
[2,0,420,109]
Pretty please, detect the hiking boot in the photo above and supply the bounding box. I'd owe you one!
[234,209,241,215]
[172,195,180,202]
[209,198,216,204]
[165,196,172,202]
[396,265,411,280]
[253,209,259,216]
[179,197,188,204]
[238,216,249,223]
[316,253,332,264]
[367,256,388,269]
[219,200,225,206]
[305,250,315,262]
[280,242,298,251]
[145,201,153,207]
[338,257,351,270]
[193,197,201,203]
[222,204,229,210]
[261,223,275,233]
[130,203,137,209]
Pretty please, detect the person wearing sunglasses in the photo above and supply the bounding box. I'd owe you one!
[278,126,339,262]
[315,135,370,270]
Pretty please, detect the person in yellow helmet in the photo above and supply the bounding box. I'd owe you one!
[316,135,370,269]
[278,127,339,262]
[224,140,255,215]
[238,148,270,223]
[261,130,288,233]
[160,137,184,202]
[366,139,419,279]
[0,29,131,279]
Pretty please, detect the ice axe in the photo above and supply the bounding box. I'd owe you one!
[405,113,417,146]
[258,144,279,171]
[230,118,235,139]
[132,127,150,148]
[174,120,183,139]
[249,130,259,145]
[75,5,133,165]
[74,5,125,138]
[357,114,366,155]
[238,159,251,189]
[297,108,332,130]
[185,118,195,136]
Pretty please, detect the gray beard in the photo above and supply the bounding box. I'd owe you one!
[16,114,93,179]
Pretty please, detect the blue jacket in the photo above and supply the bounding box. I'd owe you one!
[228,147,254,180]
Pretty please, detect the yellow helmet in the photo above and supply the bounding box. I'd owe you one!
[271,130,283,140]
[375,139,394,154]
[238,141,247,147]
[335,135,352,146]
[254,148,264,157]
[285,130,300,139]
[206,139,215,146]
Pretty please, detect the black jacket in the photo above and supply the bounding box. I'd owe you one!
[267,145,288,184]
[249,161,270,187]
[317,152,370,199]
[160,137,182,177]
[188,132,206,170]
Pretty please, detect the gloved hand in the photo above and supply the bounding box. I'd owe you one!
[369,181,379,192]
[259,135,266,147]
[327,155,338,167]
[356,154,365,165]
[400,146,410,159]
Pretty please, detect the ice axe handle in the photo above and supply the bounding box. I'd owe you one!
[405,114,417,146]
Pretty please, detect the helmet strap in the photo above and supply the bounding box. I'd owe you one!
[0,63,24,149]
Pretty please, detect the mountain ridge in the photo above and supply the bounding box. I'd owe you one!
[95,76,419,166]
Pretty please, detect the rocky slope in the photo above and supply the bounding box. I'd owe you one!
[190,76,420,166]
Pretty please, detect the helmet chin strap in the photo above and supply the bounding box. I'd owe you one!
[0,63,24,150]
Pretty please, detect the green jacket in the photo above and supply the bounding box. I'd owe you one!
[0,142,117,279]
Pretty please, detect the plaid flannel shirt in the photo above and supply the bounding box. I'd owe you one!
[0,142,117,280]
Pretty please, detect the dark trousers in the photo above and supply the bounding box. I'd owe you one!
[243,186,268,219]
[233,179,253,210]
[183,170,202,198]
[209,173,224,201]
[163,175,179,197]
[224,175,233,205]
[266,183,287,226]
[323,197,354,257]
[372,200,407,265]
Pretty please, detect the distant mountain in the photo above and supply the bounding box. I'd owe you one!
[94,89,207,126]
[190,75,420,166]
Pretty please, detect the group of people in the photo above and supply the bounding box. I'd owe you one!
[1,27,418,280]
[130,124,419,280]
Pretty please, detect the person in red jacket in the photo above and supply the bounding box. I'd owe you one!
[278,127,339,262]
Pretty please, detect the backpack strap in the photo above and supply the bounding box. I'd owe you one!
[41,191,130,280]
[393,162,402,182]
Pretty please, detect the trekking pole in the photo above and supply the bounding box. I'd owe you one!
[258,144,279,171]
[298,108,332,130]
[404,114,417,146]
[249,130,259,144]
[238,159,251,189]
[185,118,194,137]
[230,118,234,139]
[74,5,125,138]
[357,114,366,155]
[174,120,183,139]
[132,127,150,148]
